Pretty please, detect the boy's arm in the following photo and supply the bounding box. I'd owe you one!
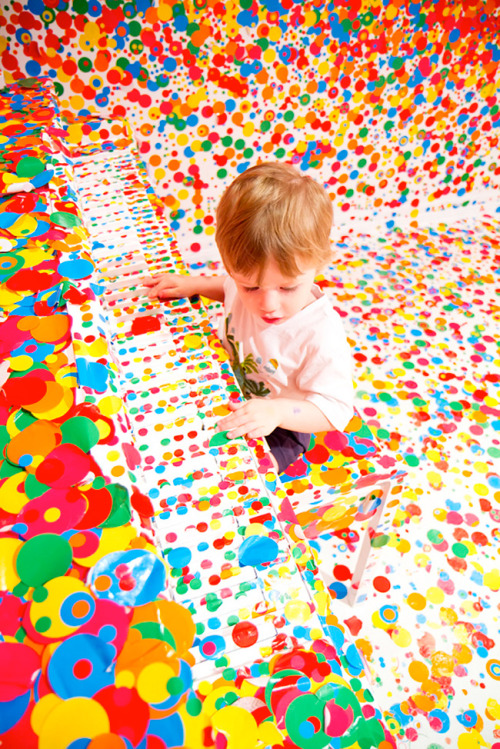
[218,397,334,439]
[143,273,226,302]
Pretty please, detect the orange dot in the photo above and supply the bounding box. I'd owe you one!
[407,592,426,611]
[69,533,86,549]
[17,316,39,331]
[94,575,112,592]
[73,599,91,619]
[89,734,127,749]
[408,660,429,683]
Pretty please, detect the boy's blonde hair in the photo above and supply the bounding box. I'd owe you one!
[215,162,333,280]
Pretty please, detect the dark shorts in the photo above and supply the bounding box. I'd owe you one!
[266,427,312,474]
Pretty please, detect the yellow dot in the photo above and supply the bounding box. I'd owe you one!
[9,355,33,371]
[414,553,430,568]
[115,670,135,688]
[245,523,266,537]
[284,600,311,624]
[136,662,174,704]
[198,680,213,697]
[98,396,122,416]
[391,627,412,647]
[43,508,61,523]
[107,450,120,462]
[473,483,488,496]
[426,586,445,604]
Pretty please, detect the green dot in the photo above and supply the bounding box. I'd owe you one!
[450,401,463,411]
[413,397,426,406]
[93,476,106,489]
[15,626,26,642]
[275,148,285,158]
[223,667,237,681]
[78,57,92,73]
[452,542,468,558]
[234,138,245,149]
[176,583,188,595]
[350,678,362,691]
[190,578,202,590]
[16,156,45,179]
[13,582,28,597]
[284,110,294,122]
[405,454,420,467]
[35,616,51,633]
[32,586,48,602]
[186,698,202,716]
[427,529,443,544]
[167,676,185,695]
[402,361,415,369]
[227,615,238,626]
[371,534,390,548]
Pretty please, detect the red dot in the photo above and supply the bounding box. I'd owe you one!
[333,565,352,581]
[73,659,92,679]
[373,576,391,593]
[232,621,259,648]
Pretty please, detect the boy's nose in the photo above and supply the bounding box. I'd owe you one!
[260,290,279,313]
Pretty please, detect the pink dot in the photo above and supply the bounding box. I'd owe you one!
[202,641,216,656]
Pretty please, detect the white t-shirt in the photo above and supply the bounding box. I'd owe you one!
[220,277,354,432]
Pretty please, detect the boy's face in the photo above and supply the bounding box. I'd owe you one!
[230,260,317,325]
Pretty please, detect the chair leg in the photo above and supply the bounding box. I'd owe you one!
[346,479,393,605]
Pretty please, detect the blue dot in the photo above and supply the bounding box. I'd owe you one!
[167,547,192,569]
[328,581,348,599]
[297,676,311,692]
[26,60,41,76]
[299,720,315,739]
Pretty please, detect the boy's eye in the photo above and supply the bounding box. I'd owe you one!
[243,286,259,292]
[281,286,297,292]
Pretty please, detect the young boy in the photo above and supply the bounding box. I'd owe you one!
[143,162,354,473]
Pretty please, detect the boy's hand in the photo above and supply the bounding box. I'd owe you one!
[143,274,196,300]
[217,399,282,439]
